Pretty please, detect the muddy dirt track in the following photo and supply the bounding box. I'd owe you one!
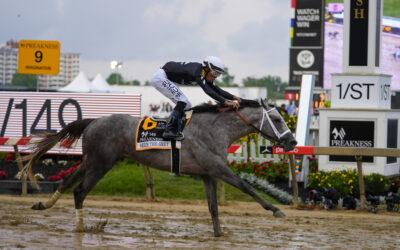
[0,195,399,249]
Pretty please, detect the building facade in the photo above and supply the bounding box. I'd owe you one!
[0,40,18,86]
[0,40,80,90]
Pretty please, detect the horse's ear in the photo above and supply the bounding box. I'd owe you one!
[260,98,269,110]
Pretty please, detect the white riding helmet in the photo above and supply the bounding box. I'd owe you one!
[203,56,225,75]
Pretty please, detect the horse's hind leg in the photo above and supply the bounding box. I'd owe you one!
[32,165,85,211]
[202,175,222,237]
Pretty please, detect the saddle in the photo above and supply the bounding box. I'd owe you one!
[135,111,193,175]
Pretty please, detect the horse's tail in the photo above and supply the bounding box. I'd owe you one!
[23,118,96,189]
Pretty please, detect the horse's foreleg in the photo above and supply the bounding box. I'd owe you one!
[216,167,285,217]
[202,175,222,237]
[73,168,110,232]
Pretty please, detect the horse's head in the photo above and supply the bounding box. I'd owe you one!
[258,99,297,151]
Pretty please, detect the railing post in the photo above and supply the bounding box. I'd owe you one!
[143,166,155,201]
[13,145,27,196]
[246,136,251,162]
[355,155,366,210]
[218,181,226,205]
[289,155,299,206]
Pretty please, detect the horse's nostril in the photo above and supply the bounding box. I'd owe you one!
[291,140,298,147]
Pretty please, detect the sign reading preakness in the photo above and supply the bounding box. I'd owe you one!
[0,92,141,154]
[18,40,61,75]
[329,120,375,162]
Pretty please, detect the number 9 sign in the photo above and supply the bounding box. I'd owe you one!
[18,40,60,75]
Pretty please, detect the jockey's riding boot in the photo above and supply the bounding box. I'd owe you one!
[163,101,186,140]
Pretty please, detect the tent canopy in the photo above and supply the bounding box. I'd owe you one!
[58,71,95,92]
[90,74,114,92]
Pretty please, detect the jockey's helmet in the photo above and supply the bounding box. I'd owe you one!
[203,56,225,77]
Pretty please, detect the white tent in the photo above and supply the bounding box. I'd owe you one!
[90,73,113,92]
[59,71,96,92]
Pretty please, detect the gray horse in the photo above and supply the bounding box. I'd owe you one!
[26,99,297,236]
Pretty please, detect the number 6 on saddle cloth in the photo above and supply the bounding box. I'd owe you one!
[135,111,193,175]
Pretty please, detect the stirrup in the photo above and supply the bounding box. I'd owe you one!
[162,131,184,141]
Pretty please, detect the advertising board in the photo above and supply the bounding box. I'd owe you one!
[0,91,141,154]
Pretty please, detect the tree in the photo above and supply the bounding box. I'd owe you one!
[242,75,288,99]
[129,80,141,86]
[215,67,238,87]
[124,80,140,86]
[106,73,124,85]
[11,73,37,89]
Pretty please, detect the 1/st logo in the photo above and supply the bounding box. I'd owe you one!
[336,82,374,100]
[380,84,390,101]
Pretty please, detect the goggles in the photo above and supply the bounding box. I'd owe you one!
[207,62,223,78]
[210,69,222,78]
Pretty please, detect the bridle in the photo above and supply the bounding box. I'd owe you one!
[234,106,291,142]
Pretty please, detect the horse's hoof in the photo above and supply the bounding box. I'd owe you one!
[273,210,286,218]
[74,226,85,233]
[213,231,223,237]
[31,202,46,210]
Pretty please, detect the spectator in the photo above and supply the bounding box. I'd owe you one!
[286,101,297,116]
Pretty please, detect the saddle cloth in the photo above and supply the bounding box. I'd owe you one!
[135,117,180,151]
[135,111,192,151]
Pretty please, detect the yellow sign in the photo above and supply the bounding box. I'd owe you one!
[18,40,60,75]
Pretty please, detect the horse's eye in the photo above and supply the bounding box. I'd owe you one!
[274,119,281,123]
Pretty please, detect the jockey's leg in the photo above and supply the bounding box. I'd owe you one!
[150,69,191,140]
[163,101,186,140]
[150,69,192,109]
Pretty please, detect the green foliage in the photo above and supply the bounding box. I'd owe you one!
[308,169,391,197]
[308,157,318,173]
[230,160,289,183]
[238,133,259,144]
[119,79,140,86]
[324,100,331,108]
[130,80,141,86]
[242,75,287,100]
[11,73,37,89]
[308,169,358,197]
[106,73,125,85]
[365,173,391,196]
[215,67,238,87]
[282,113,297,131]
[86,161,276,203]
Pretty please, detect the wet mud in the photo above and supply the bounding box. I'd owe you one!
[0,195,399,249]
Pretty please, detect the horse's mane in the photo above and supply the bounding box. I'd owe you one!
[190,99,261,113]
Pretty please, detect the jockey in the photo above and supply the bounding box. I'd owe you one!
[150,56,241,140]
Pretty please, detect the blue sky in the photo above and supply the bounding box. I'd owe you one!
[1,0,291,84]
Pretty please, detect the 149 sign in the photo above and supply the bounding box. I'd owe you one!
[1,98,82,137]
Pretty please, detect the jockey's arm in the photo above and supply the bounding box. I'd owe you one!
[197,80,226,104]
[210,84,240,101]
